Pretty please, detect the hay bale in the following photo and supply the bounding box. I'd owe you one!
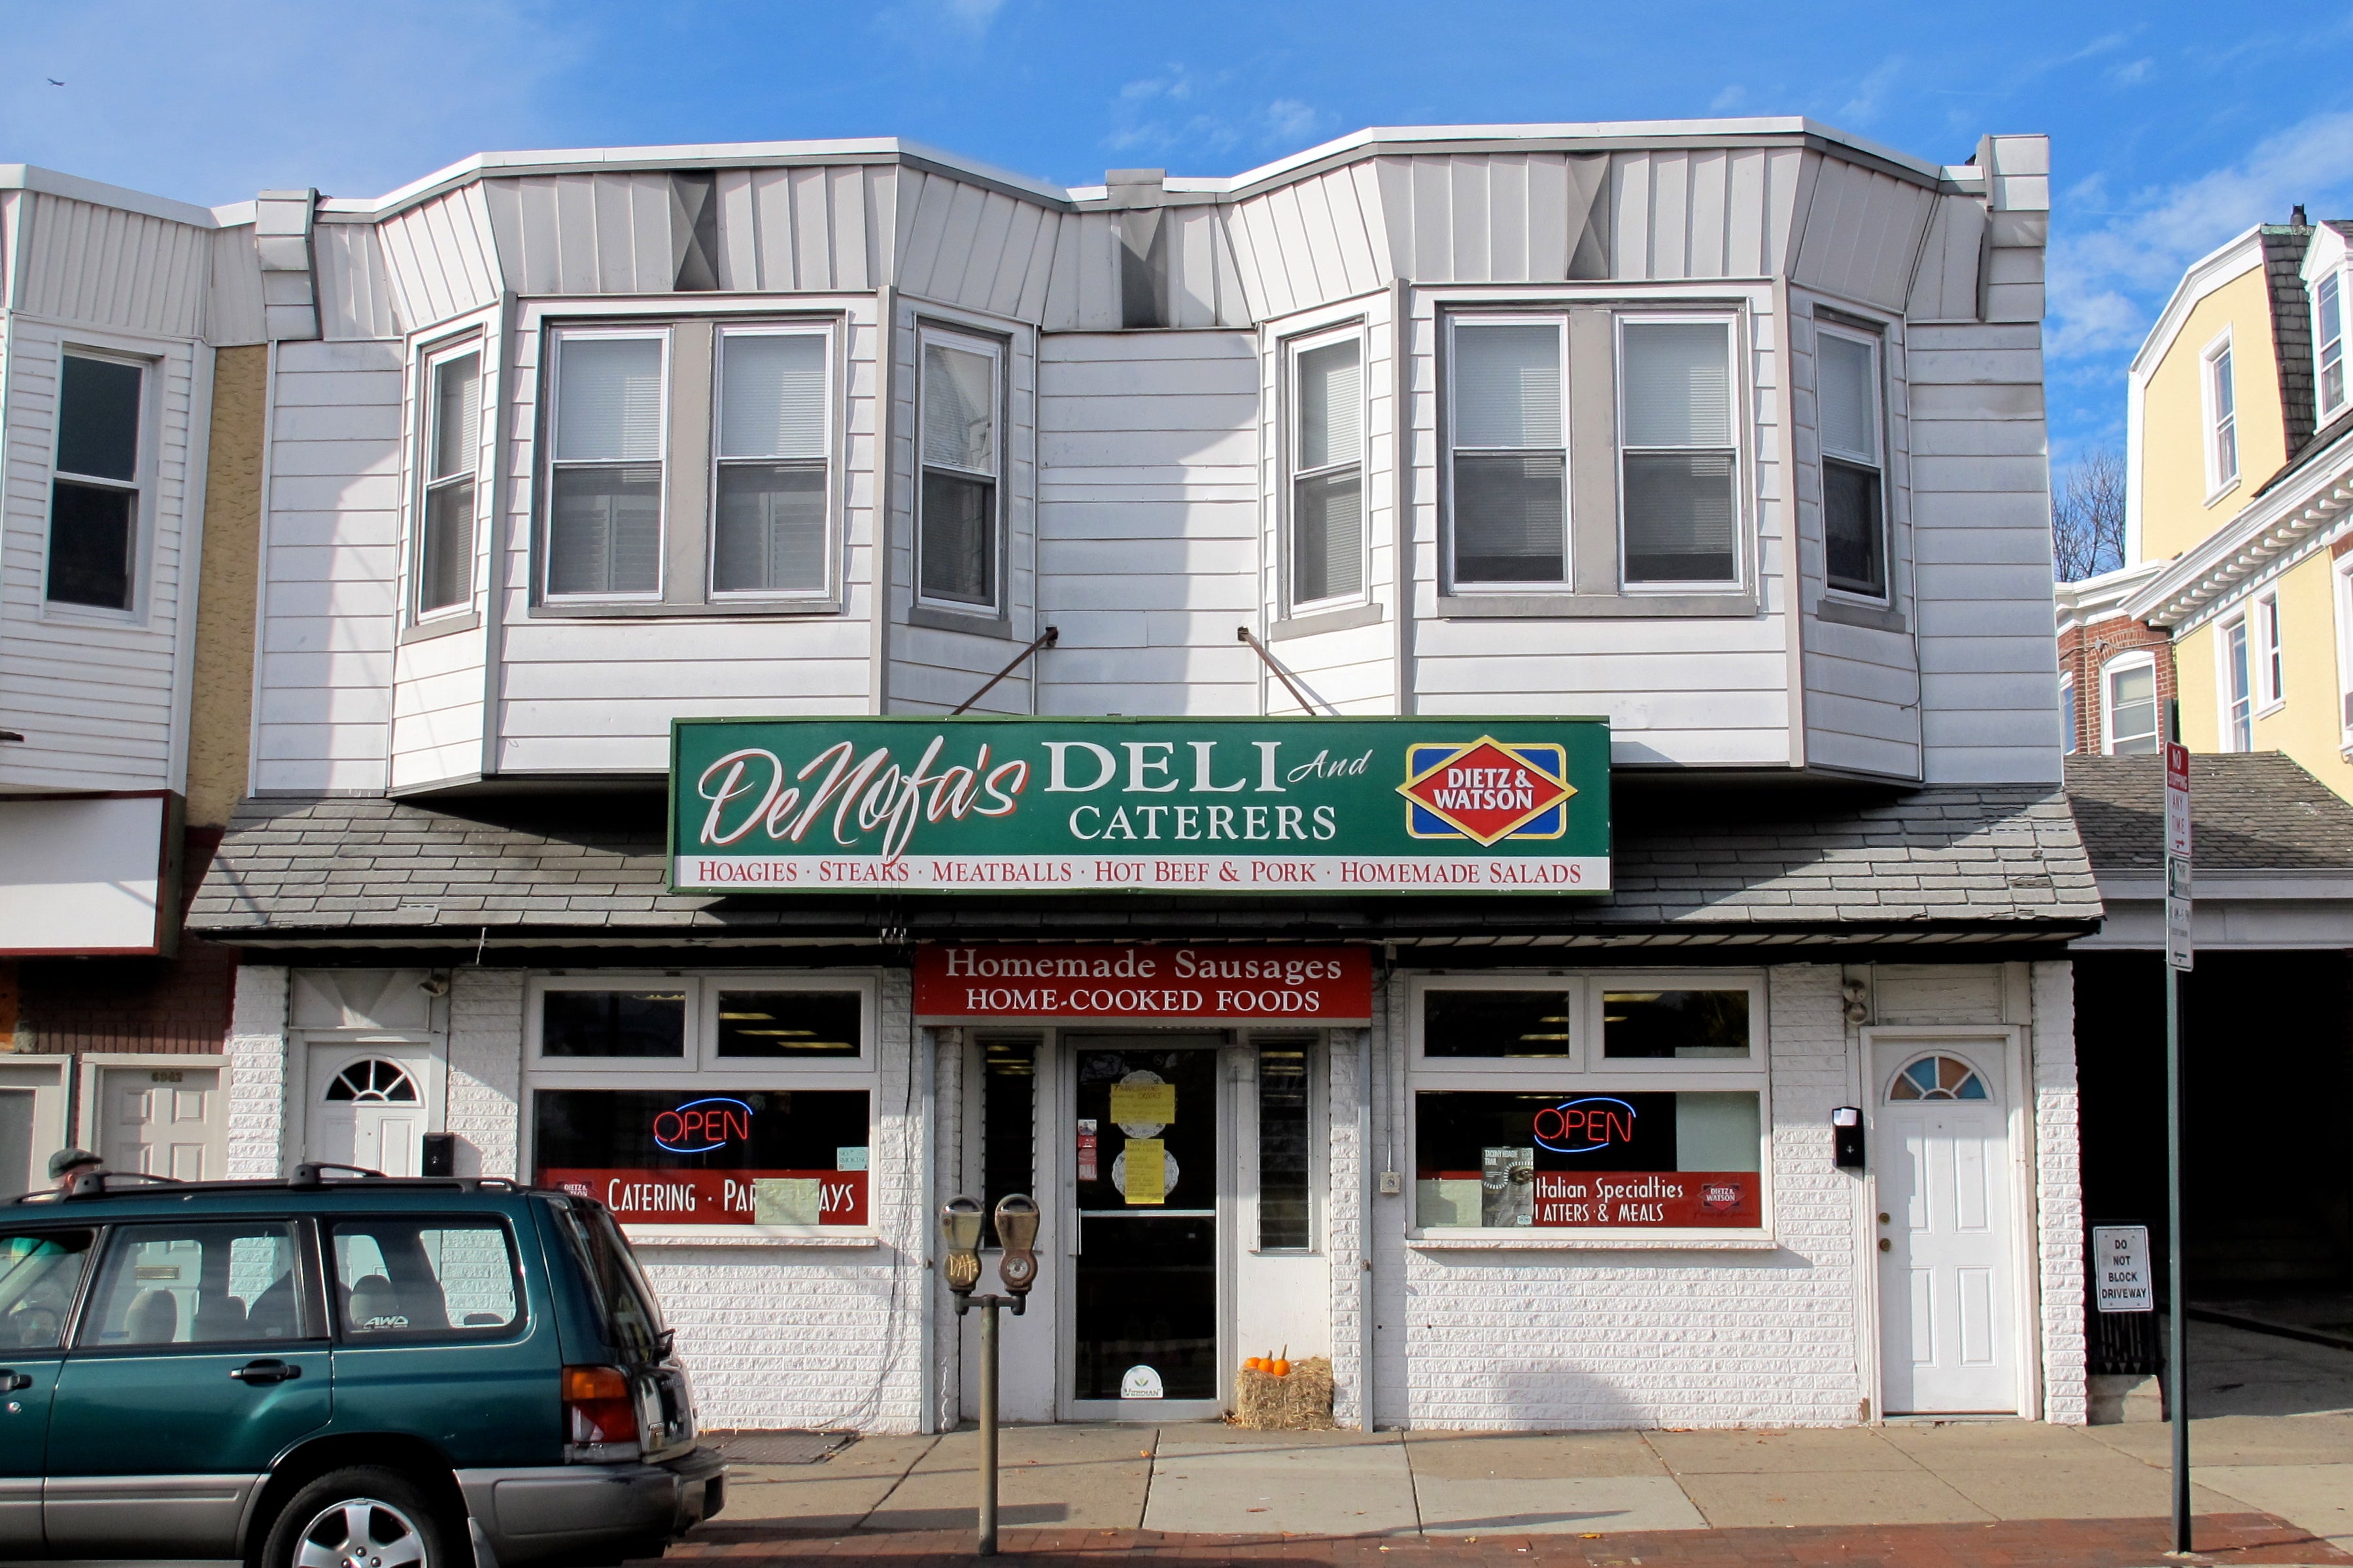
[1231,1355,1334,1429]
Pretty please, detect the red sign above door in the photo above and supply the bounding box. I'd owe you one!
[914,945,1373,1024]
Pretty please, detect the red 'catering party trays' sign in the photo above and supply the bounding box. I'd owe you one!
[542,1168,868,1226]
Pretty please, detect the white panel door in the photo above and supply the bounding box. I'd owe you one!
[98,1067,224,1182]
[307,1052,428,1177]
[1876,1048,2014,1414]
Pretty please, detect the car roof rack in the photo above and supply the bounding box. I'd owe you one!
[8,1174,528,1204]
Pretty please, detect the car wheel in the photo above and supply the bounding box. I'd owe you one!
[264,1466,452,1568]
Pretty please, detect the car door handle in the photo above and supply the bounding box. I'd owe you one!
[229,1359,301,1384]
[0,1372,29,1392]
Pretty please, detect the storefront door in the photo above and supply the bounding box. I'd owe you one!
[1064,1034,1223,1420]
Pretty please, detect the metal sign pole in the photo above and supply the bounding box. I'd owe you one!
[979,1295,1001,1556]
[2163,726,2193,1556]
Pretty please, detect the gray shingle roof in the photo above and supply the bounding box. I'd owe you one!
[2064,752,2353,871]
[188,785,2099,947]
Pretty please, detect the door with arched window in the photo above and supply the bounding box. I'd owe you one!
[309,1055,428,1177]
[1871,1038,2017,1414]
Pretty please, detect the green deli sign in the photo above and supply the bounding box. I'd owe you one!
[670,717,1610,895]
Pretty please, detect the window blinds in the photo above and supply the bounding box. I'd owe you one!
[1815,333,1876,463]
[432,354,481,481]
[1622,322,1730,449]
[720,334,827,460]
[923,344,996,475]
[1299,339,1361,471]
[557,338,663,462]
[1452,324,1561,449]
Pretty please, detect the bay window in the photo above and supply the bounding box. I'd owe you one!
[1816,324,1887,599]
[1619,318,1739,587]
[417,347,481,617]
[46,352,147,612]
[547,332,666,598]
[1409,974,1766,1236]
[1290,330,1365,607]
[526,974,877,1235]
[713,328,830,597]
[918,329,1002,611]
[1448,318,1567,585]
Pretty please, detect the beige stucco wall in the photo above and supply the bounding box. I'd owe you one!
[186,344,267,828]
[2174,548,2353,801]
[2140,266,2288,565]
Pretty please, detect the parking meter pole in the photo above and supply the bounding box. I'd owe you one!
[2166,962,2190,1555]
[979,1295,1001,1556]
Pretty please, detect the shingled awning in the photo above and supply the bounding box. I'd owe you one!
[187,784,2100,950]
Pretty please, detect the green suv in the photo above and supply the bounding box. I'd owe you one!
[0,1166,725,1566]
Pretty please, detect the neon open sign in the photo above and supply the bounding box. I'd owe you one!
[652,1097,754,1154]
[1532,1096,1636,1155]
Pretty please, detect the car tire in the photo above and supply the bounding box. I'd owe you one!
[262,1465,455,1568]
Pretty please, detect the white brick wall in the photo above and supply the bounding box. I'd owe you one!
[1383,964,1863,1430]
[1326,1023,1366,1427]
[447,968,523,1177]
[2032,959,2087,1424]
[224,964,289,1179]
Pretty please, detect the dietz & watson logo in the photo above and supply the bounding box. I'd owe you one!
[652,1097,754,1154]
[1398,737,1573,845]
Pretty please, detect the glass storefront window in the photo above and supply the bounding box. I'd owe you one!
[1414,1089,1760,1230]
[715,991,861,1057]
[1257,1040,1312,1249]
[541,991,687,1058]
[1601,989,1751,1059]
[1422,989,1573,1058]
[534,1087,872,1228]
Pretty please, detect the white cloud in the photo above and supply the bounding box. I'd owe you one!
[1265,99,1320,144]
[1837,56,1904,126]
[0,0,580,207]
[942,0,1005,27]
[1710,84,1748,112]
[2049,108,2353,361]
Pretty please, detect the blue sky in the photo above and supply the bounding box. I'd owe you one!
[10,1,2353,469]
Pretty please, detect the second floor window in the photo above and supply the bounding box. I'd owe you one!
[2104,658,2159,755]
[713,330,829,597]
[46,352,146,612]
[1292,333,1364,607]
[1621,318,1738,586]
[2061,677,2077,755]
[1449,319,1566,585]
[2207,339,2238,490]
[2224,615,2254,751]
[2259,592,2284,707]
[549,332,666,597]
[2320,273,2345,420]
[1817,325,1886,598]
[418,349,481,616]
[918,331,1002,612]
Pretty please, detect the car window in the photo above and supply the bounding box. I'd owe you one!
[78,1223,303,1347]
[554,1201,664,1359]
[328,1218,522,1340]
[0,1231,95,1350]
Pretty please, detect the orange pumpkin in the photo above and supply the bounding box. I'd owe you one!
[1243,1357,1263,1371]
[1269,1358,1291,1377]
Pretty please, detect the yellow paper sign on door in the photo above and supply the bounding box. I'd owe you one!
[1108,1082,1176,1125]
[1124,1138,1166,1205]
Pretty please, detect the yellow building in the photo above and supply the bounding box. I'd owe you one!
[2117,214,2353,802]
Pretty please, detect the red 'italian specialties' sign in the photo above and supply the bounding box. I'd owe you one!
[914,944,1373,1023]
[1529,1170,1757,1227]
[542,1167,868,1226]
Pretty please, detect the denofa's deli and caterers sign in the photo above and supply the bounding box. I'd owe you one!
[669,716,1609,895]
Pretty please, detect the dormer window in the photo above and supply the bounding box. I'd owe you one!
[2319,272,2345,420]
[2203,333,2237,494]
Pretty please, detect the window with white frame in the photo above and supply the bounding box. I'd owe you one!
[1447,318,1567,585]
[1407,974,1766,1235]
[547,330,667,598]
[417,345,482,617]
[2337,558,2353,738]
[2222,613,2254,751]
[713,328,831,598]
[2258,592,2284,710]
[918,329,1003,612]
[1619,318,1740,586]
[1817,323,1887,598]
[2319,272,2345,421]
[2061,675,2078,755]
[2205,335,2239,493]
[1290,329,1365,607]
[526,974,876,1233]
[2103,655,2160,754]
[46,352,148,612]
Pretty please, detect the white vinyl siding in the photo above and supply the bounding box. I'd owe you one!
[417,349,481,617]
[1619,318,1738,587]
[1816,325,1887,600]
[712,328,831,599]
[1290,330,1365,609]
[918,331,1003,612]
[1447,318,1566,587]
[546,331,667,599]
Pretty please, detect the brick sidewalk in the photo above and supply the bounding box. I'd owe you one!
[664,1512,2353,1567]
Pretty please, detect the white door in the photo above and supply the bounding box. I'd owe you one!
[1876,1048,2015,1413]
[97,1066,225,1182]
[309,1055,428,1177]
